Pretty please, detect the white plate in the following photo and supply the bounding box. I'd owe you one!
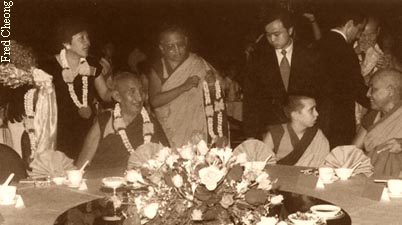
[0,196,17,206]
[388,191,402,198]
[321,176,339,184]
[102,177,126,189]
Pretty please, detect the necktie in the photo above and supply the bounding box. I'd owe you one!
[280,49,290,91]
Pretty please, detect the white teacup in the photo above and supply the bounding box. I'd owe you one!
[0,185,17,203]
[66,170,83,187]
[388,179,402,194]
[319,167,335,183]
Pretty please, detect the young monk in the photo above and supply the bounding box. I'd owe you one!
[264,95,330,167]
[76,71,169,170]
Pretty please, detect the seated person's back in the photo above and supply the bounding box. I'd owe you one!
[264,95,329,167]
[76,72,169,170]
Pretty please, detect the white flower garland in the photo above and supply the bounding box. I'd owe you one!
[59,48,88,108]
[113,103,154,154]
[203,78,224,141]
[24,88,37,159]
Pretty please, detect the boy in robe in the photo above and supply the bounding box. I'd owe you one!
[264,95,329,167]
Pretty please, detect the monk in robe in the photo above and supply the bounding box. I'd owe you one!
[148,24,229,148]
[264,95,329,167]
[76,72,169,170]
[353,69,402,177]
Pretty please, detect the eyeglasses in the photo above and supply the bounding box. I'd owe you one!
[162,41,187,52]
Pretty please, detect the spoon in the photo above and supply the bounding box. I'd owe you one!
[264,154,273,164]
[350,161,362,173]
[79,160,90,173]
[2,173,15,186]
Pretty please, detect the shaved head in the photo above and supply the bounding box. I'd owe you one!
[368,69,402,112]
[372,69,402,97]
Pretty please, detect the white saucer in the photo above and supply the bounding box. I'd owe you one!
[64,180,82,188]
[321,176,339,184]
[103,215,122,221]
[388,191,402,198]
[0,197,17,206]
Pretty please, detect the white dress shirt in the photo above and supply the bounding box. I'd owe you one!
[275,41,293,66]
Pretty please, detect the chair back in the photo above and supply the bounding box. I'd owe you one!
[0,143,27,183]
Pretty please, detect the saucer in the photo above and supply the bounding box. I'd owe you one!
[0,196,17,206]
[321,176,339,184]
[388,191,402,198]
[64,180,82,188]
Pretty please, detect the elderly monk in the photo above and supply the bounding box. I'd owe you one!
[264,95,329,167]
[353,69,402,177]
[76,72,169,170]
[149,24,228,147]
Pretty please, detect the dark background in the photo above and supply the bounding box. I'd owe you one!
[9,0,402,69]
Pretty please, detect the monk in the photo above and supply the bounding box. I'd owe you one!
[76,72,169,170]
[264,95,329,167]
[353,69,402,177]
[148,24,228,147]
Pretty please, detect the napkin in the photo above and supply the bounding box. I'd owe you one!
[380,187,391,202]
[127,143,164,169]
[233,139,276,164]
[324,145,373,177]
[78,180,88,191]
[15,195,25,208]
[29,151,76,178]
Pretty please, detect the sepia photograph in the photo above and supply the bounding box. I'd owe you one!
[1,0,402,224]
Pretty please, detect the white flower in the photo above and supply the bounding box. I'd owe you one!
[156,147,171,162]
[197,140,209,156]
[125,170,145,183]
[191,209,203,221]
[143,203,159,219]
[256,172,272,190]
[236,180,249,194]
[178,144,195,160]
[172,174,184,188]
[166,154,180,168]
[256,216,278,225]
[270,195,284,205]
[209,147,233,165]
[235,153,248,165]
[198,166,226,191]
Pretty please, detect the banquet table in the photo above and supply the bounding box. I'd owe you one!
[1,165,402,225]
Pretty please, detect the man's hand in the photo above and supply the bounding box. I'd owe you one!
[183,75,200,91]
[302,13,316,23]
[376,138,402,154]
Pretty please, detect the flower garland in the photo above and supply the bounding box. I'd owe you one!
[24,88,37,158]
[203,78,224,141]
[113,103,154,154]
[59,48,88,108]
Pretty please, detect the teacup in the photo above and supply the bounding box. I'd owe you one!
[319,167,335,183]
[66,170,83,187]
[0,185,17,204]
[387,179,402,195]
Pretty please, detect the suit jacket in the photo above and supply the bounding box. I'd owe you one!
[243,38,321,139]
[317,31,370,148]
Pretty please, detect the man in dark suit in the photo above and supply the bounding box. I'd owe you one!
[243,9,321,139]
[317,12,370,148]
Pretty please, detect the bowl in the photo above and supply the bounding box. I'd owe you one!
[102,177,125,188]
[310,204,341,219]
[288,212,319,225]
[335,168,353,180]
[52,177,66,185]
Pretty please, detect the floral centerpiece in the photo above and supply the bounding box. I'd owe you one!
[121,140,285,225]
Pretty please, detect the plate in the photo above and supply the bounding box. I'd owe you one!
[321,176,339,184]
[0,196,17,206]
[103,215,122,221]
[310,204,341,219]
[102,177,126,189]
[64,180,83,188]
[388,191,402,198]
